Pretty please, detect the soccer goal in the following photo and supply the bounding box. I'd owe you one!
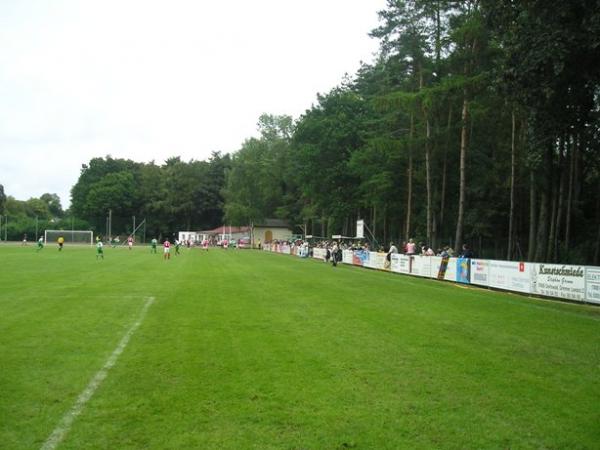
[44,230,94,245]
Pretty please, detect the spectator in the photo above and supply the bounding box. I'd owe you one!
[406,239,416,255]
[459,244,473,258]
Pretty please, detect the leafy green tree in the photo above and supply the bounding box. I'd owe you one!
[0,184,6,213]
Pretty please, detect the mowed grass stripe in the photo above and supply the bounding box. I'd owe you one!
[1,246,599,449]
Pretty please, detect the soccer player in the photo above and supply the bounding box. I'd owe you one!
[151,238,158,253]
[96,239,104,260]
[36,236,44,252]
[163,239,171,260]
[202,238,209,251]
[128,236,134,250]
[175,239,181,255]
[57,236,65,251]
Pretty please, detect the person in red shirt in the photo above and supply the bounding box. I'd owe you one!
[128,236,134,250]
[163,239,171,260]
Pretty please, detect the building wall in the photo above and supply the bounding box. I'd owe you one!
[254,227,292,243]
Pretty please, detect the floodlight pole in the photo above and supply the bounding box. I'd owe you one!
[35,216,38,240]
[5,215,8,241]
[108,209,112,239]
[133,216,136,240]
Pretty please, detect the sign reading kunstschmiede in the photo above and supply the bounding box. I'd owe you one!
[533,264,586,301]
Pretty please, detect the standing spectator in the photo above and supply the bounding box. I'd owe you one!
[459,244,473,258]
[331,242,339,267]
[406,239,416,255]
[386,242,398,268]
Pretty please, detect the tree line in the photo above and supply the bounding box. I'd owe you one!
[225,1,600,264]
[2,1,599,264]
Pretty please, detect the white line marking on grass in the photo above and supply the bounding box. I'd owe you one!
[40,296,155,450]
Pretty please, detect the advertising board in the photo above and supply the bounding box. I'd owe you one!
[487,260,532,294]
[456,258,470,284]
[313,248,327,260]
[410,256,427,277]
[533,264,586,301]
[353,249,369,267]
[364,252,386,270]
[585,267,600,304]
[391,254,410,274]
[342,249,354,265]
[470,259,490,286]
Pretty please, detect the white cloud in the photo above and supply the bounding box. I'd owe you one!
[0,0,385,207]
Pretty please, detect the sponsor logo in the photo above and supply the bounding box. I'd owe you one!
[538,265,584,277]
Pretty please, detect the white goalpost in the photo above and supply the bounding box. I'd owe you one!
[44,230,94,245]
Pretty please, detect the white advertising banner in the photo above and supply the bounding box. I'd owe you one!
[364,252,386,270]
[470,259,490,286]
[487,260,533,294]
[532,264,585,301]
[313,248,327,260]
[585,267,600,304]
[342,250,354,265]
[410,256,430,277]
[391,254,411,274]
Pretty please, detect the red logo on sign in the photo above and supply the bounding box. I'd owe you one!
[519,262,524,272]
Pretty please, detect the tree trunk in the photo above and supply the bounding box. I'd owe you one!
[547,169,558,262]
[527,171,537,261]
[554,141,566,262]
[565,135,575,252]
[507,110,516,260]
[454,93,469,253]
[440,105,452,235]
[373,204,377,243]
[594,187,600,265]
[425,115,432,246]
[534,146,552,262]
[405,113,414,241]
[383,207,387,246]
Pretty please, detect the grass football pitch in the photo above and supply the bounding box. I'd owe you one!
[1,244,599,449]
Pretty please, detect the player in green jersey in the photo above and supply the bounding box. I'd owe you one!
[96,240,104,260]
[151,238,158,253]
[36,236,44,252]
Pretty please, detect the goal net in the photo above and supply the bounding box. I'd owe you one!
[45,230,94,245]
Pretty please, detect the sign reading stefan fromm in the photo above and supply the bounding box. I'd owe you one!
[533,264,586,301]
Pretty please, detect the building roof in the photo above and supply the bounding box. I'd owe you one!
[255,219,291,229]
[202,226,251,234]
[201,219,292,234]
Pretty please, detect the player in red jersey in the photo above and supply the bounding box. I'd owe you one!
[202,239,209,251]
[163,239,171,260]
[128,236,134,250]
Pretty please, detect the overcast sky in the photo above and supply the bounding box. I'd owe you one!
[0,0,385,208]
